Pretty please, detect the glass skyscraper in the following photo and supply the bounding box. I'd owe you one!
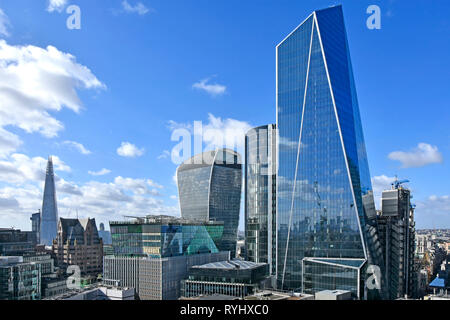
[276,5,384,299]
[40,156,58,246]
[177,149,242,258]
[245,124,277,276]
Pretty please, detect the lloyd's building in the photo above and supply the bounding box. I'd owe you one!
[276,5,385,299]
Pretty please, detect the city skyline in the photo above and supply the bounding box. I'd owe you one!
[0,0,448,232]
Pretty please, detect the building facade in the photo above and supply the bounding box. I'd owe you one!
[177,149,242,258]
[0,228,36,256]
[0,256,41,300]
[245,125,277,278]
[276,5,384,299]
[181,259,269,299]
[377,184,417,299]
[103,215,230,300]
[52,218,103,276]
[40,157,58,246]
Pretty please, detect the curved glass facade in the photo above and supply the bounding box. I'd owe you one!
[276,6,384,298]
[245,124,277,275]
[177,149,242,258]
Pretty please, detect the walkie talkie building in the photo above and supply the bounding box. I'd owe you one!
[276,6,384,299]
[177,149,242,258]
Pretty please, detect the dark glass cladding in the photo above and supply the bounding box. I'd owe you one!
[177,149,242,258]
[276,6,384,298]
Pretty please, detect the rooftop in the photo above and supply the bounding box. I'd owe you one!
[192,259,266,270]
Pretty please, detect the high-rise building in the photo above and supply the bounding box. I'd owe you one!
[177,149,242,258]
[40,156,58,246]
[52,218,103,276]
[245,124,277,277]
[30,212,40,244]
[377,181,416,299]
[276,5,384,299]
[103,215,229,300]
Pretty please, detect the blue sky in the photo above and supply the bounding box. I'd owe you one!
[0,0,448,231]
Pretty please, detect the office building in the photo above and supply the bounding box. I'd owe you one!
[276,5,384,299]
[40,156,58,246]
[52,218,103,276]
[177,149,242,258]
[0,256,41,300]
[377,181,417,299]
[103,215,229,300]
[245,124,277,277]
[181,259,269,299]
[98,222,112,245]
[30,212,40,244]
[0,228,36,256]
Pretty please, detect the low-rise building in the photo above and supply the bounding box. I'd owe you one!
[52,218,103,277]
[181,259,269,299]
[0,256,41,300]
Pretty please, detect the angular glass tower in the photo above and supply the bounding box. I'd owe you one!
[40,156,58,246]
[177,149,242,258]
[245,124,277,276]
[276,6,384,299]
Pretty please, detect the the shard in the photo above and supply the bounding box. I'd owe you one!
[40,156,58,246]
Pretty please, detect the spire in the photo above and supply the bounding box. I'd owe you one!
[40,155,59,246]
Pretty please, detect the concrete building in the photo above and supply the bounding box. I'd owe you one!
[315,290,352,301]
[181,259,269,299]
[55,286,135,300]
[52,218,103,277]
[103,215,230,300]
[377,181,416,299]
[0,256,41,300]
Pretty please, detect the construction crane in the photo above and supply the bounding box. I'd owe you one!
[391,176,409,189]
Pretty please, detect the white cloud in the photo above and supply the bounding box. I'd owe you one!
[388,143,443,168]
[0,153,70,185]
[193,78,227,97]
[88,168,111,176]
[122,1,152,15]
[0,8,11,37]
[169,113,252,159]
[0,40,104,157]
[117,142,145,158]
[63,140,92,155]
[47,0,68,13]
[415,195,450,229]
[114,176,161,196]
[371,175,397,208]
[202,113,251,151]
[0,128,22,158]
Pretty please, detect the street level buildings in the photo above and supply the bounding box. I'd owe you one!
[0,256,41,300]
[103,215,229,300]
[52,218,103,277]
[181,259,269,299]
